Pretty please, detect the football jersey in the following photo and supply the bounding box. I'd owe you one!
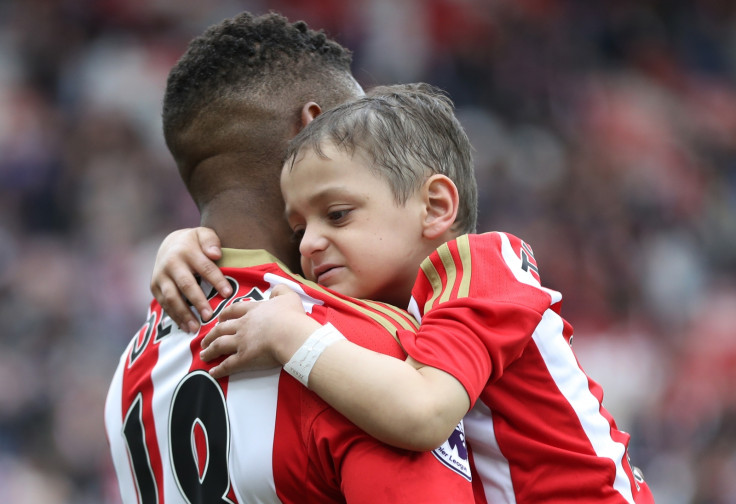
[105,248,475,504]
[400,232,655,504]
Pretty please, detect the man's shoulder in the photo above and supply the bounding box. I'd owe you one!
[215,252,417,357]
[218,248,295,272]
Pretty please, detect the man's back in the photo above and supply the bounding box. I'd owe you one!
[105,248,473,503]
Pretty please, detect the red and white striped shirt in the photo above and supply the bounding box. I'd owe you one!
[105,248,475,504]
[401,232,655,504]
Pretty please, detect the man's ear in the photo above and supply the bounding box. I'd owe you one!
[422,174,459,239]
[300,102,322,127]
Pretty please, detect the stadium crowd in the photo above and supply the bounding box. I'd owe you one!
[1,0,735,502]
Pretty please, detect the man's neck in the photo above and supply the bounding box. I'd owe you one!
[200,200,301,272]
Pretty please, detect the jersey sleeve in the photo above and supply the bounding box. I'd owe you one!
[309,407,475,503]
[399,232,559,405]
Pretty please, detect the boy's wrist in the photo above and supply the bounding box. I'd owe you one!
[283,323,346,387]
[273,317,323,365]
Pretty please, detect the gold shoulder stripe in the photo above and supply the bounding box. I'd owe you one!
[359,299,419,330]
[456,234,472,299]
[437,242,458,304]
[420,251,443,314]
[281,270,418,342]
[420,235,474,312]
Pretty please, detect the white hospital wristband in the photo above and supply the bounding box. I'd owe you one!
[283,323,346,387]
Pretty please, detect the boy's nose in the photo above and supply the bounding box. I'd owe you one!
[298,226,328,257]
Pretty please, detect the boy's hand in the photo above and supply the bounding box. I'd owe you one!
[150,227,231,333]
[200,285,321,379]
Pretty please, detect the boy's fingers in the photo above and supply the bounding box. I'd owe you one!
[216,352,252,378]
[196,227,224,260]
[270,284,295,298]
[200,333,236,361]
[201,323,225,349]
[200,345,217,362]
[209,364,225,379]
[200,263,231,302]
[218,301,254,322]
[151,262,195,331]
[209,358,235,379]
[157,281,198,332]
[169,264,213,322]
[200,317,242,349]
[194,228,231,299]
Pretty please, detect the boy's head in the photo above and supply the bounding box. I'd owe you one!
[280,83,478,306]
[162,11,363,210]
[284,83,478,235]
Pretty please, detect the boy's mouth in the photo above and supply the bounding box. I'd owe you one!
[313,263,342,285]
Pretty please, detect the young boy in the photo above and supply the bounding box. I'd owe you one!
[153,83,654,503]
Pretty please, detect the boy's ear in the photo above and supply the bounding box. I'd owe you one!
[422,174,459,239]
[300,102,322,127]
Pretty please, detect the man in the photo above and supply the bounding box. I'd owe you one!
[104,11,474,504]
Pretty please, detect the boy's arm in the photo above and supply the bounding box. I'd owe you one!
[201,285,470,451]
[308,342,470,450]
[150,227,232,332]
[319,407,475,503]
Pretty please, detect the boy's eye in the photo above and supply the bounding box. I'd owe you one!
[290,227,305,243]
[327,209,350,222]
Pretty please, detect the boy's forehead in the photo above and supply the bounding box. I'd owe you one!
[281,145,336,187]
[281,143,382,197]
[282,144,328,178]
[296,141,339,164]
[282,142,398,204]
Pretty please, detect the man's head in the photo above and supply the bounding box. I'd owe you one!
[283,83,478,235]
[163,11,363,211]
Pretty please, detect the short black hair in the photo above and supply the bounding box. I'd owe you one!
[163,11,355,148]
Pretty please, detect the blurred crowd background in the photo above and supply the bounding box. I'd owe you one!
[1,0,735,502]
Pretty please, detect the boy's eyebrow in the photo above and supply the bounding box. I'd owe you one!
[283,185,358,221]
